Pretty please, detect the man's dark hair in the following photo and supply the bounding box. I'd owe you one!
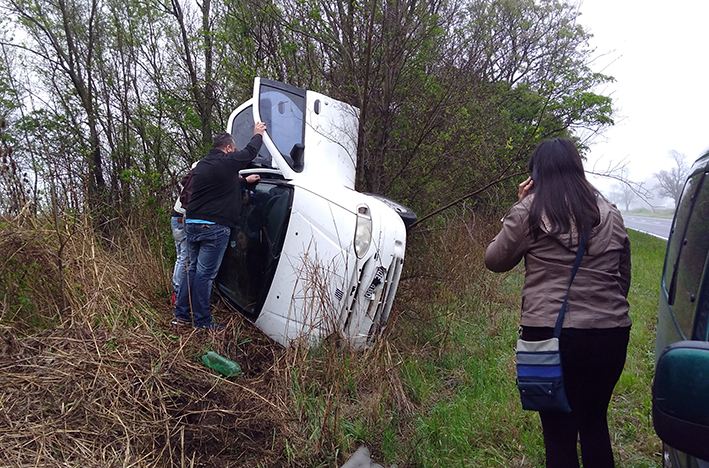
[213,132,236,150]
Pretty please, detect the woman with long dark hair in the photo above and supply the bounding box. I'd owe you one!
[485,138,631,468]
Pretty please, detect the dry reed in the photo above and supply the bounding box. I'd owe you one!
[0,206,509,467]
[0,213,296,467]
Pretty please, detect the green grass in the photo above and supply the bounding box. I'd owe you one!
[384,230,666,467]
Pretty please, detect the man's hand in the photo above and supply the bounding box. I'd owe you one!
[245,174,260,184]
[254,121,266,136]
[518,177,533,202]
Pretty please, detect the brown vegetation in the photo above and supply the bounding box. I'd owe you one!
[0,209,504,467]
[0,214,289,466]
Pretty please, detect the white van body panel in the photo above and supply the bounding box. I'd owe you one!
[253,185,356,345]
[302,89,359,189]
[252,179,406,348]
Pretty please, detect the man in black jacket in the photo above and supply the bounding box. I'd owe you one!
[173,122,266,330]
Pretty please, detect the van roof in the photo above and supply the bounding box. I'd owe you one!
[690,149,709,177]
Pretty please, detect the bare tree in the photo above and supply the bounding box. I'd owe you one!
[608,168,637,212]
[165,0,217,149]
[611,183,636,212]
[3,0,113,219]
[655,150,690,208]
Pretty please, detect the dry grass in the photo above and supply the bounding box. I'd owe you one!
[0,325,291,467]
[392,208,513,353]
[0,212,308,467]
[0,210,427,467]
[0,213,165,331]
[4,207,659,467]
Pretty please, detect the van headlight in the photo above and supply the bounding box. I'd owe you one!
[354,205,372,258]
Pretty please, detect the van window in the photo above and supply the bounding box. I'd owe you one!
[215,181,293,319]
[665,172,709,338]
[664,177,697,290]
[230,105,272,167]
[258,81,306,169]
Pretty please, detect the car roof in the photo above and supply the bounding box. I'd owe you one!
[690,147,709,174]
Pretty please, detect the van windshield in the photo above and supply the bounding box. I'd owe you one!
[258,80,306,167]
[215,181,292,319]
[230,104,273,168]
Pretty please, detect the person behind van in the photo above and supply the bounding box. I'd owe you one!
[172,123,266,330]
[484,138,631,468]
[170,161,257,306]
[170,161,199,306]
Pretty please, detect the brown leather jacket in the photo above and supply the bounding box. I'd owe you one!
[485,195,631,329]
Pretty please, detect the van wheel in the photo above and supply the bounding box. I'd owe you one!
[364,193,417,230]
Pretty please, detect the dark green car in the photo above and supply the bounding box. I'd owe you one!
[653,149,709,467]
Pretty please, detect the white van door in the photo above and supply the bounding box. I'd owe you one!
[252,78,360,188]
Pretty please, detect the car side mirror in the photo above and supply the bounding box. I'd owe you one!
[653,340,709,461]
[290,144,304,172]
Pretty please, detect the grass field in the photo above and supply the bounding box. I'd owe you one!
[0,216,669,467]
[625,208,675,219]
[381,229,667,467]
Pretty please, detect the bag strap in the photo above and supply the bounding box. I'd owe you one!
[553,237,587,338]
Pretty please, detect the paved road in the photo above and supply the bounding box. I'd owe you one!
[621,215,672,241]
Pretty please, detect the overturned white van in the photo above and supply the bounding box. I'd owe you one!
[214,78,413,349]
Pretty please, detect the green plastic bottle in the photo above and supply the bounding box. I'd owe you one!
[201,351,243,377]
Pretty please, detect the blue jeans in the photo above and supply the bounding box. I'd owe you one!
[174,223,230,327]
[171,216,188,294]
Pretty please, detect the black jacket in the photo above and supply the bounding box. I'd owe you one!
[185,134,262,227]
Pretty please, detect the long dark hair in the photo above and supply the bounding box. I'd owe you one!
[527,138,599,242]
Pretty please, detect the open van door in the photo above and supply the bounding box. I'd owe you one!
[252,78,359,188]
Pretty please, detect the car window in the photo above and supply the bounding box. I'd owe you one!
[215,181,293,319]
[258,81,306,168]
[666,172,709,338]
[230,104,272,168]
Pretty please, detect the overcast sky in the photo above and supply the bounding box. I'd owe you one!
[577,0,709,197]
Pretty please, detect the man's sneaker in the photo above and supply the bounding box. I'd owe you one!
[170,291,177,307]
[195,323,225,332]
[171,317,191,327]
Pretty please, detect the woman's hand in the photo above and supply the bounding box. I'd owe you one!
[518,177,534,202]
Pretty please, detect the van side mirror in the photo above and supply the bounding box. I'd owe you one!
[653,340,709,461]
[290,144,305,172]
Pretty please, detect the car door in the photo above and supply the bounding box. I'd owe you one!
[654,165,709,468]
[252,78,360,189]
